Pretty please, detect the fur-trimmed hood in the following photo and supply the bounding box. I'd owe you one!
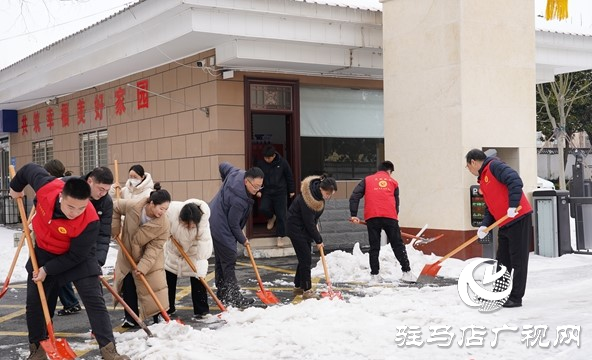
[300,175,324,213]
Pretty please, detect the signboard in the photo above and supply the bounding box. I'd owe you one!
[470,185,492,244]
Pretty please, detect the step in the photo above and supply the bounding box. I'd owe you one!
[244,237,296,258]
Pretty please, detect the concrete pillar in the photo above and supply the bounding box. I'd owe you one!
[382,1,537,258]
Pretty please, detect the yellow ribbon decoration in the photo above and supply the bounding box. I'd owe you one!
[545,0,569,21]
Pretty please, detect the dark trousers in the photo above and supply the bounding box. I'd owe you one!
[497,215,531,303]
[121,273,140,324]
[366,217,411,274]
[260,192,288,237]
[165,270,209,315]
[121,273,161,324]
[290,236,313,291]
[27,274,114,348]
[58,282,79,308]
[213,241,240,302]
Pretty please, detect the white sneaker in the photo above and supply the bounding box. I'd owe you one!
[401,271,417,283]
[369,274,383,284]
[266,215,276,230]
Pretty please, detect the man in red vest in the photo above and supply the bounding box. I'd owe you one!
[10,163,128,360]
[349,161,414,283]
[465,149,533,308]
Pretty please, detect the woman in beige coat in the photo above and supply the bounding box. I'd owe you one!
[164,199,213,319]
[113,184,171,327]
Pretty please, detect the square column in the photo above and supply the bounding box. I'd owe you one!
[382,1,537,254]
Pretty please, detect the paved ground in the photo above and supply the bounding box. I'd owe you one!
[0,251,455,359]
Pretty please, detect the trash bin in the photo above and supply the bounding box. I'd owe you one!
[532,189,571,257]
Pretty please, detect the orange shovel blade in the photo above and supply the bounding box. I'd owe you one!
[256,290,279,305]
[416,262,442,284]
[41,338,76,360]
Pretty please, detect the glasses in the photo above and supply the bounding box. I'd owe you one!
[247,178,264,191]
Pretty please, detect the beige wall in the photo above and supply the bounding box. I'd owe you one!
[10,50,382,203]
[382,0,536,231]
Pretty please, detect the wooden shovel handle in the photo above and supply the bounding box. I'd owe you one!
[9,166,57,343]
[113,235,171,322]
[169,236,226,312]
[114,160,121,200]
[245,243,267,293]
[100,277,153,337]
[436,205,523,265]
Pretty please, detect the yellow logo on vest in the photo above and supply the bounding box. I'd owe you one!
[58,227,68,234]
[378,180,387,188]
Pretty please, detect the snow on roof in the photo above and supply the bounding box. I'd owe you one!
[294,0,382,11]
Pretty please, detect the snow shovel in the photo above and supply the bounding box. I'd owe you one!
[113,235,172,323]
[0,208,35,299]
[417,206,522,283]
[99,277,153,337]
[318,246,343,300]
[350,219,442,245]
[245,243,280,305]
[9,166,77,360]
[169,236,226,312]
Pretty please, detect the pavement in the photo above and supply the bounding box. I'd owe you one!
[0,252,455,359]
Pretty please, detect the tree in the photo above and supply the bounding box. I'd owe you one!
[536,71,592,190]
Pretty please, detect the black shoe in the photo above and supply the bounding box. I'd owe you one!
[167,309,176,316]
[191,312,209,321]
[57,304,81,316]
[502,299,522,308]
[121,319,138,328]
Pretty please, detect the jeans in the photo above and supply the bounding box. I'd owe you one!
[58,282,79,308]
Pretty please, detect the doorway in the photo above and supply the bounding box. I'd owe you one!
[245,78,300,238]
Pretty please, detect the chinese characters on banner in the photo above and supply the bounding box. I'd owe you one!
[20,79,149,135]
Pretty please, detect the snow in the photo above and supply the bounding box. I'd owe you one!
[1,224,590,359]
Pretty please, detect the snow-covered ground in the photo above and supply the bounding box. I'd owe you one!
[1,224,590,360]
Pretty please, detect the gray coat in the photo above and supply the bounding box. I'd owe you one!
[209,162,254,250]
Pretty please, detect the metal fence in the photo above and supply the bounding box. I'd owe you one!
[0,190,26,225]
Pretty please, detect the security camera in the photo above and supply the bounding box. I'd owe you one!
[196,60,206,68]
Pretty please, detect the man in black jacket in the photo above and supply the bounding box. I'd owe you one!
[57,166,114,316]
[255,145,295,242]
[10,163,128,360]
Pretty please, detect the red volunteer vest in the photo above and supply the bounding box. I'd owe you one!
[363,171,399,220]
[32,179,99,255]
[479,162,532,227]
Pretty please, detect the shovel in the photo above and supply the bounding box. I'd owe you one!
[169,236,226,312]
[417,206,521,283]
[318,246,343,300]
[0,208,35,299]
[99,277,153,337]
[245,243,279,305]
[350,219,442,246]
[9,166,76,360]
[113,236,172,323]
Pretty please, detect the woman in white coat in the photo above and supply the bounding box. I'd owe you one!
[164,199,213,319]
[110,164,154,200]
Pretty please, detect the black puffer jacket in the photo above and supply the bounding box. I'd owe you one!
[286,176,325,244]
[256,152,295,195]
